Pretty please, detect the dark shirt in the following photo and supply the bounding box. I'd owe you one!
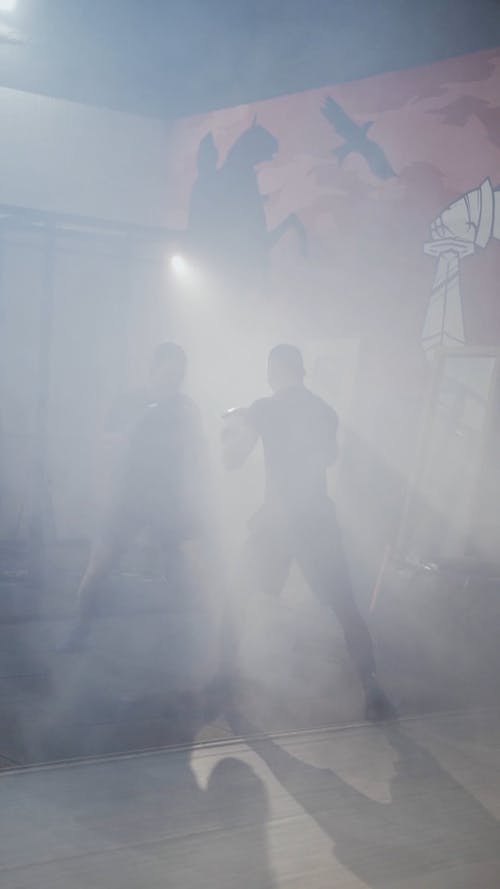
[248,385,338,515]
[106,388,150,437]
[122,393,208,539]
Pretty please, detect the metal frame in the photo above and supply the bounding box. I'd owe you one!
[0,202,178,242]
[396,345,500,566]
[0,203,178,585]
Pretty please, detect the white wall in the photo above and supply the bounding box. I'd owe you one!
[0,87,178,540]
[0,86,172,224]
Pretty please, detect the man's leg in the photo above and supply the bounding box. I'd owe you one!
[295,513,396,720]
[65,506,139,650]
[245,519,292,598]
[220,512,292,684]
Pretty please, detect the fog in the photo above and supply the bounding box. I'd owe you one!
[1,210,498,768]
[1,69,500,767]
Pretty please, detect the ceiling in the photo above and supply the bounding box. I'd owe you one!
[1,0,500,120]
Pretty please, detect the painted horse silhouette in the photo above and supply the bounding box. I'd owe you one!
[187,119,307,284]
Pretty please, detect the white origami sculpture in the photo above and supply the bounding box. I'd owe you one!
[423,177,498,354]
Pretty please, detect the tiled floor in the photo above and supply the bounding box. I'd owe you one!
[1,709,500,888]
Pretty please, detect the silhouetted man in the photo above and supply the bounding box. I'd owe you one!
[66,342,208,649]
[222,344,394,721]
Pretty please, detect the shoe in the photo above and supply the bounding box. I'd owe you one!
[365,684,398,722]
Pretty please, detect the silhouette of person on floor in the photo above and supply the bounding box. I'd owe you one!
[66,343,210,649]
[44,687,276,889]
[203,757,277,888]
[230,713,500,887]
[222,343,394,721]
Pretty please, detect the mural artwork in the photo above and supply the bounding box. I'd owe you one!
[166,47,500,362]
[165,48,500,556]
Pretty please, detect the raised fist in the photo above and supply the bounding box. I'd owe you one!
[221,407,248,444]
[430,177,494,248]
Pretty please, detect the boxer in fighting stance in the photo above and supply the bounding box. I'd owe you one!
[66,343,209,649]
[222,344,395,721]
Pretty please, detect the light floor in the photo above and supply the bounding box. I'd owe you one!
[1,708,500,888]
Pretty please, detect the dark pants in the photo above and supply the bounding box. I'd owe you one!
[233,500,376,686]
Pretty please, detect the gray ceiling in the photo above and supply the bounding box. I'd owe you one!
[1,0,500,119]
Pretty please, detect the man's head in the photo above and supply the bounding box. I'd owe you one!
[267,344,305,392]
[149,342,187,399]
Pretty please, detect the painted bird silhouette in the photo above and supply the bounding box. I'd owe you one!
[321,96,396,179]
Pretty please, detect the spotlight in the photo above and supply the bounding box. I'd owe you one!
[170,254,189,276]
[0,0,17,12]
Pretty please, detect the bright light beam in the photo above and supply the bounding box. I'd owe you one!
[0,1,17,13]
[170,254,190,277]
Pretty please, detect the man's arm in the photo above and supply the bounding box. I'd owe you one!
[221,407,259,470]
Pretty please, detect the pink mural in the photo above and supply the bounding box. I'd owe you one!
[164,47,500,567]
[166,47,500,355]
